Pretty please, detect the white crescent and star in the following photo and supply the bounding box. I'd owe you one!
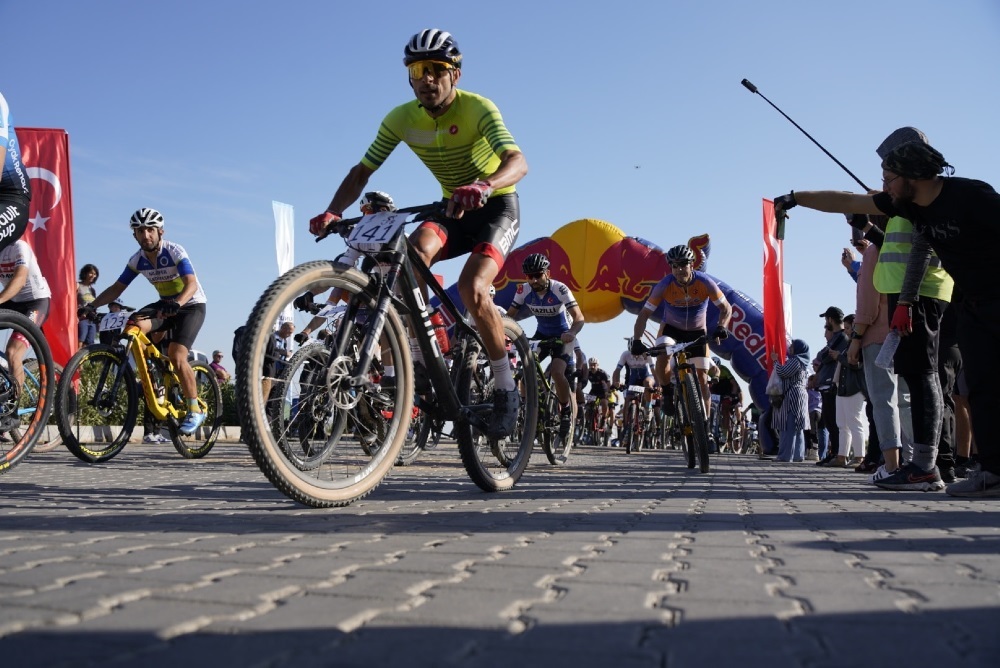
[25,167,63,232]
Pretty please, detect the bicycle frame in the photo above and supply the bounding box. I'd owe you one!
[326,207,491,433]
[94,314,201,424]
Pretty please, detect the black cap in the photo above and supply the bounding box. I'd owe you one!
[819,306,844,320]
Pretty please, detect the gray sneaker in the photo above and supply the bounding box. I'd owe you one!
[488,389,520,439]
[945,469,1000,498]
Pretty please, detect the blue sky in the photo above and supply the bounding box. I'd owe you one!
[6,0,999,392]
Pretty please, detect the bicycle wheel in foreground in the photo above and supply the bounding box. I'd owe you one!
[236,260,413,507]
[56,345,138,464]
[166,361,222,459]
[0,309,55,474]
[682,373,711,473]
[455,317,538,492]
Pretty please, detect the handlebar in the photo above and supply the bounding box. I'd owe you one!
[647,335,709,357]
[315,202,450,242]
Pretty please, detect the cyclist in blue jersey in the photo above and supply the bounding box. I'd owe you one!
[81,209,208,435]
[0,92,31,253]
[632,244,732,417]
[507,253,584,440]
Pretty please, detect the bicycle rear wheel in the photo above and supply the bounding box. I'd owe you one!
[57,345,138,463]
[396,408,428,466]
[166,362,222,459]
[682,373,711,473]
[236,261,413,507]
[455,318,537,492]
[0,310,55,474]
[18,359,63,453]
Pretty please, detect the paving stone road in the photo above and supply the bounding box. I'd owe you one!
[1,440,998,668]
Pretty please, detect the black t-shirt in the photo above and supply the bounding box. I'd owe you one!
[873,177,1000,299]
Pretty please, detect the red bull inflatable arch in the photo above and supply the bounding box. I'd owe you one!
[436,218,772,409]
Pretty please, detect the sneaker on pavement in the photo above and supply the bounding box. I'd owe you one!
[179,411,207,435]
[873,462,945,492]
[938,466,956,484]
[488,389,520,439]
[869,464,893,485]
[805,448,819,462]
[142,433,166,444]
[954,460,980,479]
[945,469,1000,498]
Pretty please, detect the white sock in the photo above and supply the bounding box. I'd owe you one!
[491,358,515,391]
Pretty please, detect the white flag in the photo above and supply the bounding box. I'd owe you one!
[273,201,295,324]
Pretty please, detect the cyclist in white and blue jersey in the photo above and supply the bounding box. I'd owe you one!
[82,208,207,435]
[507,253,584,440]
[0,91,31,254]
[613,342,656,409]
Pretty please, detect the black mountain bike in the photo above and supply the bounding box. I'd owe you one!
[525,338,573,465]
[650,336,711,473]
[236,203,539,507]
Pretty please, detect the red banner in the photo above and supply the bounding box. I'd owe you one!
[17,128,76,367]
[762,199,786,371]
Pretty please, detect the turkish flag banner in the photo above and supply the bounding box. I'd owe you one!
[17,128,76,367]
[762,199,786,371]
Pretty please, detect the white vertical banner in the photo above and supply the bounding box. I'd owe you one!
[273,201,295,324]
[783,281,793,337]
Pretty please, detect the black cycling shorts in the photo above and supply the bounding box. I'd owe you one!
[143,301,206,350]
[416,193,520,268]
[661,324,709,359]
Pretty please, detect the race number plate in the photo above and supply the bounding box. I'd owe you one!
[346,211,408,251]
[99,311,129,332]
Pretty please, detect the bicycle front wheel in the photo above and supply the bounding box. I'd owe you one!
[56,345,138,463]
[166,361,223,459]
[538,384,559,465]
[682,373,711,473]
[455,318,537,492]
[236,260,413,507]
[0,310,55,474]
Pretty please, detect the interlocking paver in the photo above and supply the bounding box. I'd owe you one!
[1,441,997,667]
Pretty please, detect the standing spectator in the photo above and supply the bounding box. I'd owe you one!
[833,314,868,468]
[209,350,231,384]
[273,321,295,378]
[805,373,825,461]
[771,339,810,462]
[77,264,100,346]
[813,307,848,465]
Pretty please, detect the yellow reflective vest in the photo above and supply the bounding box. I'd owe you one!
[873,216,953,302]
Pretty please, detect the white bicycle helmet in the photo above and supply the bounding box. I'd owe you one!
[129,208,164,229]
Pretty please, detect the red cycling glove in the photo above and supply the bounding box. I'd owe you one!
[309,211,341,237]
[890,304,913,334]
[450,181,493,210]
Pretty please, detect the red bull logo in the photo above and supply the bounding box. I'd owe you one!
[588,237,669,303]
[494,238,582,292]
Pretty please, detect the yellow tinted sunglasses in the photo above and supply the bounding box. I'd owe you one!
[407,60,454,79]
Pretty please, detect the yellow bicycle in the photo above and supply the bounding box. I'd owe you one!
[55,307,222,463]
[650,335,711,473]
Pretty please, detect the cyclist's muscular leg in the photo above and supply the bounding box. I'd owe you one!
[459,254,507,361]
[408,226,446,302]
[550,357,572,405]
[168,343,198,402]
